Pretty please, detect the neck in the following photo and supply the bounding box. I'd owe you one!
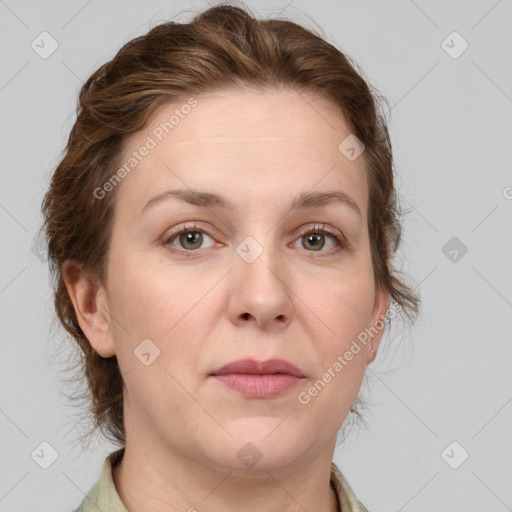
[112,441,340,512]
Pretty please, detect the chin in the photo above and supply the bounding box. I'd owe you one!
[202,418,309,471]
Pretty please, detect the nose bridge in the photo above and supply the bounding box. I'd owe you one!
[235,230,284,287]
[230,229,294,327]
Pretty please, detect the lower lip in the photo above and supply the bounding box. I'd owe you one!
[212,374,303,398]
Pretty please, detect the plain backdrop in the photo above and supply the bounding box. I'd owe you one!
[0,1,511,511]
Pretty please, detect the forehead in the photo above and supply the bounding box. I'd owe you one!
[145,87,351,144]
[114,88,367,218]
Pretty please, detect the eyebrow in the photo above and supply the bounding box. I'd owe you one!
[140,189,362,219]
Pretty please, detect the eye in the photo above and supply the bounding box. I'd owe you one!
[292,223,346,254]
[163,221,347,256]
[163,222,216,253]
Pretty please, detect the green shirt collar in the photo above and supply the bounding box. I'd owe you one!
[75,448,369,512]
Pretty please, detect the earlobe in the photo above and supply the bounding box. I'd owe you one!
[366,286,391,364]
[61,260,116,358]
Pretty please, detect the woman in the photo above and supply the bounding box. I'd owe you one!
[42,4,420,511]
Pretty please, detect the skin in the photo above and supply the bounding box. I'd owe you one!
[64,87,390,512]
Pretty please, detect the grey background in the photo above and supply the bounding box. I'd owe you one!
[1,0,511,510]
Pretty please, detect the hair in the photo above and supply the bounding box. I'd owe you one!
[41,2,420,449]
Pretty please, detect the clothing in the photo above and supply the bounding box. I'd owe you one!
[73,447,369,511]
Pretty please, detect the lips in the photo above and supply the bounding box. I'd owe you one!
[211,358,305,378]
[210,358,305,398]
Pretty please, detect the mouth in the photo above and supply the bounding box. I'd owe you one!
[210,358,305,398]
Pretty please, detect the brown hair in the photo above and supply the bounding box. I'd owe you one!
[41,2,420,448]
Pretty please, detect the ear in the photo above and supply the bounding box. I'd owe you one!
[366,285,390,364]
[61,260,116,358]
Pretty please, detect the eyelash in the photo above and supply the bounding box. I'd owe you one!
[163,221,347,257]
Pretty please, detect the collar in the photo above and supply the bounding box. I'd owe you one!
[76,448,369,512]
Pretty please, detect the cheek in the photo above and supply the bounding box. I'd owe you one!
[107,253,220,365]
[108,252,184,326]
[297,267,373,401]
[302,264,375,343]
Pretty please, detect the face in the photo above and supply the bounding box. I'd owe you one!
[70,87,389,472]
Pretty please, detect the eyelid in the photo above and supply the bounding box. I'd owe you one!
[163,221,217,245]
[296,223,345,243]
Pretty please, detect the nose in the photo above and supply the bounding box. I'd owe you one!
[227,237,295,331]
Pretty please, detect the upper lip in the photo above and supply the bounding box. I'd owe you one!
[211,358,305,377]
